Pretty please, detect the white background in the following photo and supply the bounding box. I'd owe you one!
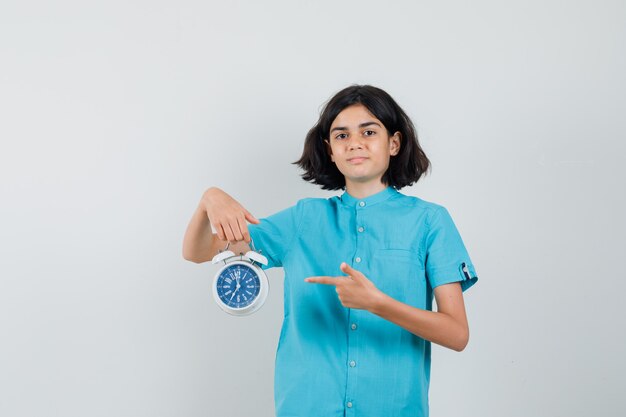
[1,1,625,416]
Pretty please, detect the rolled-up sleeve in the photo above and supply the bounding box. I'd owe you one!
[247,200,303,270]
[424,206,478,292]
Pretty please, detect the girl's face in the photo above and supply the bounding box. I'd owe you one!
[325,104,401,188]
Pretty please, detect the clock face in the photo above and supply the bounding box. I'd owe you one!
[215,263,261,309]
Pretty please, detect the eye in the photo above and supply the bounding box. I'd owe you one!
[363,130,376,136]
[335,133,348,140]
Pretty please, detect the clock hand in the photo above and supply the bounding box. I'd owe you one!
[231,272,242,294]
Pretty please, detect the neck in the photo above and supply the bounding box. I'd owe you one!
[344,180,389,199]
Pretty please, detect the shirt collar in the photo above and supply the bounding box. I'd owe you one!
[339,185,400,208]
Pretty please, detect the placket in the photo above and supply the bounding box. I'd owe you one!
[344,199,368,415]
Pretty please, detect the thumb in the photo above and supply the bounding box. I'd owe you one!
[244,210,261,224]
[341,262,368,283]
[340,262,361,277]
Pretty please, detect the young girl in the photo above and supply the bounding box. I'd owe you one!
[183,85,478,417]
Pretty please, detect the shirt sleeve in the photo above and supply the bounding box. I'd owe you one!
[424,206,478,292]
[247,200,303,270]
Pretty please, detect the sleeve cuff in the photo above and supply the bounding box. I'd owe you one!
[429,261,478,292]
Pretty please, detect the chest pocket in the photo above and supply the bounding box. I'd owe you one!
[372,248,426,307]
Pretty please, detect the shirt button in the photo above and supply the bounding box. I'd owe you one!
[351,323,357,330]
[355,257,361,263]
[349,360,356,367]
[359,201,365,207]
[358,226,364,233]
[347,402,353,408]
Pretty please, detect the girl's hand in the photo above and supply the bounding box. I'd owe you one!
[305,262,386,311]
[200,187,260,243]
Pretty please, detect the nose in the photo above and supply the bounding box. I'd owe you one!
[347,135,364,150]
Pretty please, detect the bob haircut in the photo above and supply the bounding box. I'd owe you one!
[293,84,431,191]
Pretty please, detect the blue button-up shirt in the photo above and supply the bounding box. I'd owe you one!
[248,186,478,417]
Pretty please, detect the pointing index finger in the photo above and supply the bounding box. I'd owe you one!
[305,276,340,286]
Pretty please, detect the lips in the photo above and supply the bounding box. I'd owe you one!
[347,157,368,163]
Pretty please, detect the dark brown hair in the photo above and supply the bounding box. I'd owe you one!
[292,84,431,190]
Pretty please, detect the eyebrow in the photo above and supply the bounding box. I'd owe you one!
[330,121,382,133]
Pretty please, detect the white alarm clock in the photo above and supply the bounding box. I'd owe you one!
[211,240,269,316]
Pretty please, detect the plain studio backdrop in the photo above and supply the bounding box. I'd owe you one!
[1,1,625,416]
